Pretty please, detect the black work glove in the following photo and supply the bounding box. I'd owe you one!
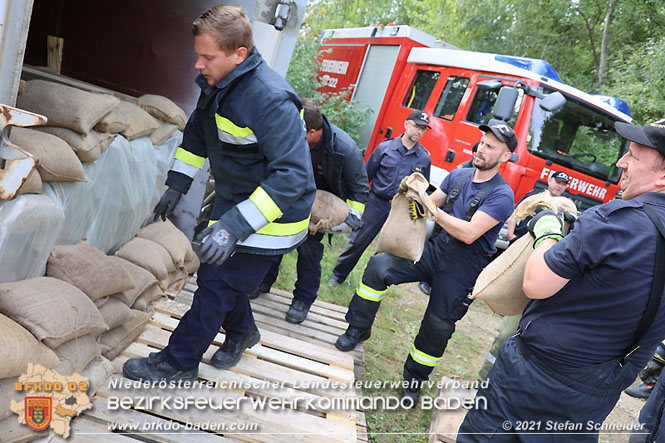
[153,188,183,222]
[194,221,238,266]
[527,209,564,247]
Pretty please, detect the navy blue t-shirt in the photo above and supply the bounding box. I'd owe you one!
[520,192,665,370]
[439,168,514,255]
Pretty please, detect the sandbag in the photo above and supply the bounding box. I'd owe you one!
[116,101,159,140]
[53,334,101,375]
[94,296,110,308]
[0,277,107,348]
[131,285,165,311]
[16,169,42,195]
[0,377,21,420]
[183,246,200,274]
[9,127,86,182]
[136,220,191,267]
[376,173,436,262]
[150,121,178,146]
[115,237,175,281]
[0,313,60,379]
[309,190,349,234]
[81,356,116,398]
[109,256,159,306]
[35,126,114,162]
[17,80,119,134]
[138,94,188,130]
[94,106,129,133]
[98,297,134,329]
[98,310,151,360]
[46,241,135,302]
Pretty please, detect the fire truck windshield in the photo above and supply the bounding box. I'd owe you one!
[528,88,628,184]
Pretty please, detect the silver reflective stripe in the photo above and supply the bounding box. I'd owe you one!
[486,351,496,365]
[237,199,269,232]
[171,159,201,178]
[237,229,307,250]
[217,129,258,145]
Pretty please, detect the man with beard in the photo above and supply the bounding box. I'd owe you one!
[334,122,516,407]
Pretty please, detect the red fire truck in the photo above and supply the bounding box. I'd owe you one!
[317,25,632,213]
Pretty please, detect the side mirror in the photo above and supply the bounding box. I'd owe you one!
[493,86,519,121]
[540,91,566,112]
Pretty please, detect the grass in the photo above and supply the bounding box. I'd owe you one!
[271,234,504,443]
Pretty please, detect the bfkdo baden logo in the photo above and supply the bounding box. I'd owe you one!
[24,396,52,431]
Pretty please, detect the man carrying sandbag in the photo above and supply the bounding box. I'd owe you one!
[328,111,432,287]
[460,119,665,441]
[248,99,369,324]
[122,5,315,382]
[335,122,516,407]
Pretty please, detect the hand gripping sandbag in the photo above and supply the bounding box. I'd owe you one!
[308,190,349,234]
[376,172,437,262]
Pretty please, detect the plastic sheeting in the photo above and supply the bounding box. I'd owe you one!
[0,195,65,282]
[0,131,182,283]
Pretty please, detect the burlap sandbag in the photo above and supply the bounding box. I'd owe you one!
[136,220,191,267]
[53,334,101,375]
[116,101,159,140]
[470,194,578,316]
[81,356,116,398]
[109,256,159,306]
[94,106,129,133]
[0,277,107,348]
[138,94,188,130]
[98,309,151,360]
[0,313,60,379]
[16,169,42,195]
[309,190,349,234]
[376,173,437,262]
[36,126,114,162]
[150,120,178,146]
[0,377,21,419]
[9,127,86,182]
[131,285,165,311]
[98,297,134,329]
[47,241,135,302]
[115,237,175,281]
[183,246,200,274]
[94,296,110,308]
[17,80,119,134]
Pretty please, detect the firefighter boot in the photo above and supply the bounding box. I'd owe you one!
[123,351,198,382]
[286,299,312,324]
[335,325,371,351]
[401,378,423,409]
[211,327,261,369]
[625,383,655,400]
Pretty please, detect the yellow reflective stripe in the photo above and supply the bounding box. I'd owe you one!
[174,147,205,169]
[346,199,365,213]
[300,109,304,120]
[256,217,310,236]
[356,281,386,302]
[410,345,440,367]
[215,114,254,138]
[249,187,283,222]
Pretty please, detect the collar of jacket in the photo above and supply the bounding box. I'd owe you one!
[195,47,264,110]
[320,114,335,153]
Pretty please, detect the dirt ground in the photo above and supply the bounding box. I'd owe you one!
[452,299,647,443]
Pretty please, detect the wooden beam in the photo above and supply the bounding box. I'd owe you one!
[47,35,64,74]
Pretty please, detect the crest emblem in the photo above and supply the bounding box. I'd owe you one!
[25,397,52,431]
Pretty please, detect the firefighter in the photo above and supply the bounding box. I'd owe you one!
[249,99,369,323]
[335,122,516,407]
[122,5,315,382]
[328,111,432,287]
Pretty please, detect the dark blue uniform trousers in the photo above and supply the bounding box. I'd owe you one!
[163,252,279,370]
[260,232,325,305]
[346,232,489,382]
[632,366,665,442]
[459,337,638,442]
[332,193,391,282]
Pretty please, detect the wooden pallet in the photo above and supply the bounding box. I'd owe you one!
[51,289,367,441]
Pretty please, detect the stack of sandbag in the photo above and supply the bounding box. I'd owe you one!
[308,190,349,234]
[17,80,118,167]
[115,219,199,293]
[470,193,578,316]
[137,94,187,145]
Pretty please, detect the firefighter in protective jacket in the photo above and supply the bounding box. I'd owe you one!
[123,5,315,382]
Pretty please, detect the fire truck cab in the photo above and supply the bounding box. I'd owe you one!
[318,25,632,213]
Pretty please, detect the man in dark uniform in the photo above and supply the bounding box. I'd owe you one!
[250,99,369,323]
[122,5,315,382]
[328,111,432,287]
[460,119,665,441]
[335,122,516,407]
